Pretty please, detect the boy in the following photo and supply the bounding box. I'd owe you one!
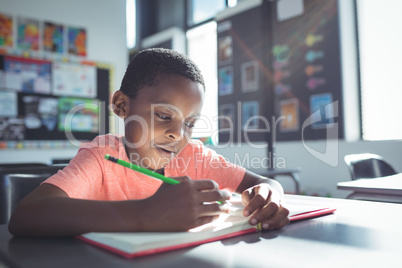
[9,48,289,237]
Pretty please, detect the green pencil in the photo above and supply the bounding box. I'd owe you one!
[104,154,180,185]
[104,154,224,204]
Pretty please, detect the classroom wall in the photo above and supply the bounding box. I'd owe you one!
[1,0,401,199]
[0,0,128,164]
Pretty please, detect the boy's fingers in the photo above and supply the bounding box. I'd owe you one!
[241,189,252,206]
[193,179,219,191]
[250,190,289,228]
[243,194,265,216]
[248,190,283,223]
[171,177,219,191]
[198,203,231,216]
[254,184,270,200]
[243,186,270,216]
[254,201,279,220]
[258,207,290,230]
[171,176,191,183]
[199,190,232,203]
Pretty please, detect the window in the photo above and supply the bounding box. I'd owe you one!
[357,0,402,141]
[187,0,226,26]
[186,1,239,142]
[186,22,218,141]
[126,0,136,49]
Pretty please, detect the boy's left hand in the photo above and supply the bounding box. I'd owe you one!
[241,183,289,230]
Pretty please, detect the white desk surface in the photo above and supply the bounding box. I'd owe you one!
[1,194,402,267]
[337,173,402,195]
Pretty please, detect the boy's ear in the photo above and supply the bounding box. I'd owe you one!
[112,90,130,119]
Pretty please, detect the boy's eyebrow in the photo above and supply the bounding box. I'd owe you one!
[152,103,201,118]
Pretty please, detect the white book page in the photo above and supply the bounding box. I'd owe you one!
[81,196,332,254]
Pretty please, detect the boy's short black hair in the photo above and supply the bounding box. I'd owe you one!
[119,48,205,98]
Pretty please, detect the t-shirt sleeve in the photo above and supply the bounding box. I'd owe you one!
[182,141,246,192]
[43,148,104,199]
[198,147,245,192]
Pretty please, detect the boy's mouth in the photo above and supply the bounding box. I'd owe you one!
[154,145,177,158]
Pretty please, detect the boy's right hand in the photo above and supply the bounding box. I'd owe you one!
[139,176,231,231]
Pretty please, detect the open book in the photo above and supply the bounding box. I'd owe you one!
[78,199,335,258]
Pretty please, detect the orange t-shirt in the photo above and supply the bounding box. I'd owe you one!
[44,134,246,200]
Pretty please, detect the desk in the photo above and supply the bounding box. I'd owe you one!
[1,195,402,267]
[337,173,402,203]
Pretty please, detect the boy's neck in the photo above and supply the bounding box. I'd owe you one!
[124,145,165,175]
[154,168,165,175]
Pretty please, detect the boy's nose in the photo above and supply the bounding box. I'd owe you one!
[166,122,184,141]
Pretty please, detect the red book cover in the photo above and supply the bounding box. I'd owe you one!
[77,204,336,258]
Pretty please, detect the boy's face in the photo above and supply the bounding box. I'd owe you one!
[122,75,204,171]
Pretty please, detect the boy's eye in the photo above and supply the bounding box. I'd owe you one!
[184,120,196,128]
[155,113,171,120]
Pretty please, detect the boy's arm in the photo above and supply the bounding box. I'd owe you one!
[8,177,231,237]
[235,170,290,230]
[235,170,284,196]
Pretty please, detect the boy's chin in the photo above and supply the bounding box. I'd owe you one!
[149,157,171,171]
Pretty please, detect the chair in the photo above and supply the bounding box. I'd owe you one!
[0,166,64,224]
[0,163,49,171]
[259,167,302,194]
[51,158,71,166]
[344,153,397,180]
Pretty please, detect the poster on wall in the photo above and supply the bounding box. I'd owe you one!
[0,13,13,48]
[4,56,52,94]
[0,91,17,117]
[68,26,87,57]
[52,62,96,98]
[241,61,259,92]
[310,93,334,129]
[0,117,25,141]
[219,103,235,130]
[279,98,299,132]
[218,66,233,96]
[58,97,99,133]
[43,21,64,53]
[218,35,233,65]
[17,17,40,51]
[242,101,259,130]
[21,94,58,132]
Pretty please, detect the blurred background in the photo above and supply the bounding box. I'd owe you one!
[0,0,401,198]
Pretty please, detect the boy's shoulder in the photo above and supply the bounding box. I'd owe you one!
[187,139,204,147]
[181,139,215,156]
[185,139,207,152]
[79,134,124,152]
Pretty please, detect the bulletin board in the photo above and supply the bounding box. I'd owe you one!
[0,12,111,149]
[270,0,344,141]
[0,55,110,149]
[216,1,272,144]
[216,0,345,145]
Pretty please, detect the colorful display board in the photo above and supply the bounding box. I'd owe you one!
[216,0,344,145]
[217,2,271,144]
[3,56,51,94]
[271,0,344,141]
[0,55,110,149]
[58,97,99,133]
[0,12,87,59]
[52,62,96,98]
